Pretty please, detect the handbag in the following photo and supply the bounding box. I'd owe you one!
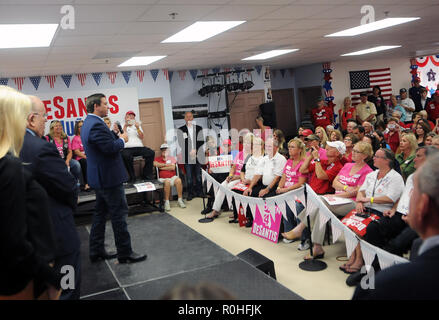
[341,209,381,237]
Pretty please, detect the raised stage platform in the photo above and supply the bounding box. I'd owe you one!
[78,213,303,300]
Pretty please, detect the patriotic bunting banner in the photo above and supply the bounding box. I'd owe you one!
[14,77,25,91]
[280,69,286,78]
[122,71,132,84]
[92,72,102,86]
[61,74,72,88]
[212,67,220,74]
[0,78,9,86]
[45,75,57,89]
[178,70,186,81]
[168,70,174,82]
[255,65,262,75]
[163,69,169,81]
[107,72,117,84]
[189,69,198,81]
[150,69,159,82]
[77,73,87,87]
[30,76,41,90]
[202,69,209,76]
[136,70,145,83]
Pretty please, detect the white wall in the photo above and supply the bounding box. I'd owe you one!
[331,57,412,116]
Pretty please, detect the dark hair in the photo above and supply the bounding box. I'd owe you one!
[345,133,359,144]
[379,148,396,169]
[375,121,386,131]
[74,120,83,136]
[356,125,365,134]
[364,133,379,153]
[416,118,432,132]
[373,85,381,94]
[86,93,105,113]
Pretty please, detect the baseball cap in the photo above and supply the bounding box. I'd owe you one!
[160,143,169,149]
[400,88,407,93]
[326,141,346,155]
[305,134,320,141]
[301,129,313,137]
[126,110,136,117]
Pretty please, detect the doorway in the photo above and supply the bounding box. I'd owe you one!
[298,86,322,123]
[228,90,265,133]
[138,98,166,157]
[272,88,296,138]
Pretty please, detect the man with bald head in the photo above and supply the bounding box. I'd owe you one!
[19,95,81,300]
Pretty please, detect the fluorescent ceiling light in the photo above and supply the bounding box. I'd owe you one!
[162,21,246,43]
[0,24,58,49]
[242,49,299,60]
[341,45,401,56]
[325,18,420,37]
[118,56,166,67]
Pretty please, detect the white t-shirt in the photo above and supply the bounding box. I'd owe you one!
[256,152,287,186]
[359,169,404,213]
[400,98,415,121]
[243,155,263,181]
[396,173,414,215]
[124,125,144,148]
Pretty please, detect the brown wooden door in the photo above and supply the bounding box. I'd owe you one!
[272,88,296,137]
[228,90,265,133]
[298,86,322,122]
[138,98,166,157]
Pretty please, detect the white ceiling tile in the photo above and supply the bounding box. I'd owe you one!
[74,5,151,22]
[277,19,339,31]
[138,4,220,21]
[157,0,231,5]
[261,5,335,20]
[52,35,115,46]
[0,5,61,23]
[57,22,127,37]
[202,5,283,20]
[120,21,192,35]
[232,19,294,32]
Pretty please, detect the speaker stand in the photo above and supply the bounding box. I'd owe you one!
[198,186,214,223]
[298,214,327,271]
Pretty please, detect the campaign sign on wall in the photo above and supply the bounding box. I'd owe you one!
[38,87,139,137]
[251,202,282,243]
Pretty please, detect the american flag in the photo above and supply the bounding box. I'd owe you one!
[77,73,87,87]
[45,75,57,89]
[349,68,392,106]
[107,72,117,84]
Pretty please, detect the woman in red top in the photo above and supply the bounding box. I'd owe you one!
[311,97,333,129]
[339,97,356,133]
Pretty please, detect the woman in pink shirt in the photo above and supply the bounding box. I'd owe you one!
[324,141,374,216]
[277,138,307,242]
[71,120,90,191]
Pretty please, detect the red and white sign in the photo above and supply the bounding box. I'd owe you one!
[232,182,249,192]
[208,155,233,174]
[38,87,139,137]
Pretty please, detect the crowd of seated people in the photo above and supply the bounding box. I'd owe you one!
[200,88,439,289]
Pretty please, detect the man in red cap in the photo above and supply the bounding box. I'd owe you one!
[299,128,313,143]
[114,110,155,183]
[425,90,439,124]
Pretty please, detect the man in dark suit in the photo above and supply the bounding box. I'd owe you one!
[81,93,146,264]
[353,153,439,300]
[20,95,81,300]
[177,111,205,201]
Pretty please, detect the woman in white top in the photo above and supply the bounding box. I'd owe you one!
[206,133,254,219]
[229,137,265,223]
[340,148,404,274]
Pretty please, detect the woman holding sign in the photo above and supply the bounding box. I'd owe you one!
[277,139,307,243]
[206,134,253,220]
[340,148,404,275]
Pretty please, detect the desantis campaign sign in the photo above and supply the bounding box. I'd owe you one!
[251,202,282,243]
[38,87,139,137]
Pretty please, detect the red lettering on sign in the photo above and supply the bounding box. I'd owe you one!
[78,98,87,117]
[53,96,65,119]
[66,98,78,118]
[42,100,53,120]
[108,95,119,114]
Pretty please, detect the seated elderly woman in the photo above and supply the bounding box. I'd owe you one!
[153,143,185,212]
[275,138,307,243]
[71,120,90,191]
[324,141,373,216]
[242,137,287,227]
[281,141,345,259]
[45,120,81,188]
[340,148,404,274]
[206,133,254,219]
[229,137,265,223]
[343,133,360,163]
[396,133,417,181]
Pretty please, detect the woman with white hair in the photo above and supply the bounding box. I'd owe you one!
[0,86,60,299]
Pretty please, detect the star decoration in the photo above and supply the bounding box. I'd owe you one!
[427,69,436,82]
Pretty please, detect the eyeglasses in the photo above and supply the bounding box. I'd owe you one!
[33,112,48,119]
[344,138,352,142]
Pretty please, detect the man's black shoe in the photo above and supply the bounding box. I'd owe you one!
[118,252,147,264]
[200,207,212,215]
[187,194,193,201]
[90,251,118,263]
